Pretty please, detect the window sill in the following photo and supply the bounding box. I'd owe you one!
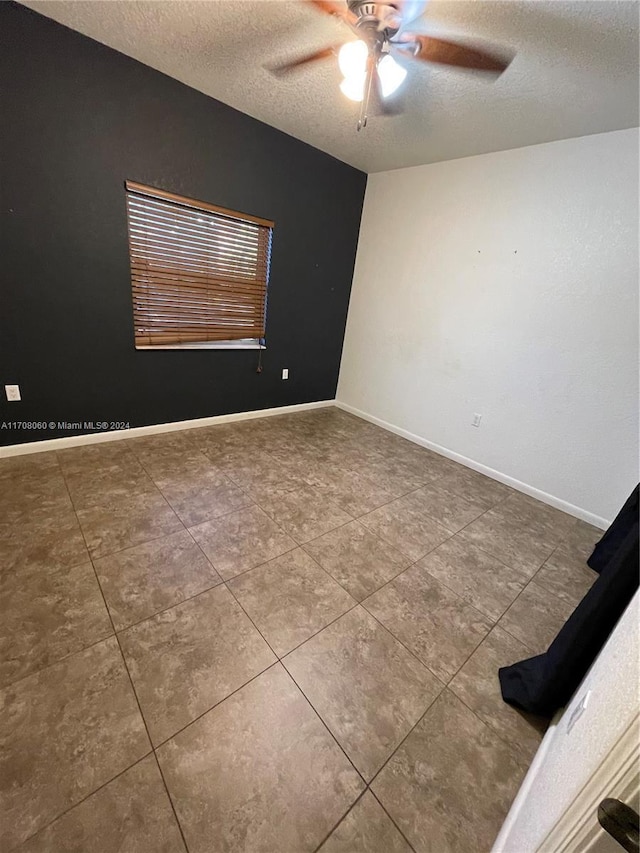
[135,341,266,351]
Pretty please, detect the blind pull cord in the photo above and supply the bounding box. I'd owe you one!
[256,339,264,374]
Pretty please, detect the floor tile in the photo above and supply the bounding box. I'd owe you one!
[212,448,305,502]
[415,535,525,621]
[1,412,572,851]
[192,423,263,459]
[435,465,512,510]
[0,508,89,575]
[458,506,557,580]
[0,452,60,477]
[0,464,72,524]
[284,607,442,780]
[354,456,430,495]
[76,491,183,559]
[499,492,580,542]
[303,520,411,601]
[189,505,296,580]
[127,430,196,457]
[363,566,493,682]
[498,581,575,654]
[562,519,603,561]
[318,791,412,853]
[64,465,153,510]
[17,756,185,852]
[403,481,487,533]
[135,447,220,482]
[266,449,329,488]
[57,442,138,479]
[0,637,150,850]
[94,529,222,630]
[157,664,363,853]
[372,690,527,853]
[146,455,252,527]
[449,626,548,761]
[533,546,599,607]
[0,561,112,688]
[259,486,353,544]
[314,468,399,517]
[359,492,453,561]
[120,585,276,745]
[375,444,457,487]
[167,477,252,527]
[228,548,355,656]
[59,445,153,509]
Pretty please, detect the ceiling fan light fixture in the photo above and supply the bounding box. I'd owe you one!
[338,40,368,78]
[377,53,407,97]
[339,74,365,102]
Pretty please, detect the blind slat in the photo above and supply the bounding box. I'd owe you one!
[125,180,274,227]
[128,205,263,244]
[126,182,272,347]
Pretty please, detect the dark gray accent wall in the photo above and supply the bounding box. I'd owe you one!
[0,2,367,445]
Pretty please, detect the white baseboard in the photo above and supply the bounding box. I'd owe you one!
[1,396,612,528]
[335,400,610,529]
[0,400,334,457]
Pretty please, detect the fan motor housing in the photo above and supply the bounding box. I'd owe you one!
[347,1,401,38]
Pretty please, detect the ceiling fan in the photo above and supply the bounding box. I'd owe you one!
[271,0,515,130]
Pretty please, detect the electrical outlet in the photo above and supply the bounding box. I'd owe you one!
[282,368,289,380]
[472,413,482,427]
[5,385,21,402]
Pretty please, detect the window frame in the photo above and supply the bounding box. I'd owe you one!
[124,181,273,351]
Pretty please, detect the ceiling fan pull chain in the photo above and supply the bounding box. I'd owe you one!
[358,49,376,131]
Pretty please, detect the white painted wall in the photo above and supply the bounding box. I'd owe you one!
[337,129,639,524]
[492,591,639,852]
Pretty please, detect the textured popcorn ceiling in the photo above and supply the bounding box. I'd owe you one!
[21,0,640,172]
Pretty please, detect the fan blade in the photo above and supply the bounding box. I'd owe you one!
[308,0,358,28]
[269,45,339,75]
[400,34,513,74]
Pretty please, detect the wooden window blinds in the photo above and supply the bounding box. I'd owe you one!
[125,181,273,348]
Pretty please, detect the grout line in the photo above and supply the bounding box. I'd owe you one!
[368,788,420,853]
[150,753,191,853]
[7,410,578,850]
[146,660,281,751]
[86,526,186,562]
[58,462,189,853]
[58,460,193,852]
[275,597,361,660]
[364,685,445,790]
[112,574,226,634]
[310,789,370,853]
[354,502,521,692]
[360,601,449,689]
[113,633,191,853]
[282,662,369,789]
[447,672,548,764]
[0,628,117,692]
[7,754,155,851]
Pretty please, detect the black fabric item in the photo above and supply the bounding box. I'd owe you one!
[499,485,639,718]
[588,485,640,573]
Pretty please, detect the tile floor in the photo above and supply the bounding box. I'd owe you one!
[0,407,603,852]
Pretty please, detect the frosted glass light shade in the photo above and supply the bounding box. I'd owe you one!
[338,40,368,78]
[340,75,365,102]
[378,54,407,97]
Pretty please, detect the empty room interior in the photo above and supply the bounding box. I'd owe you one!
[1,1,639,852]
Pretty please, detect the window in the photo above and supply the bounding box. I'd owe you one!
[125,181,273,349]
